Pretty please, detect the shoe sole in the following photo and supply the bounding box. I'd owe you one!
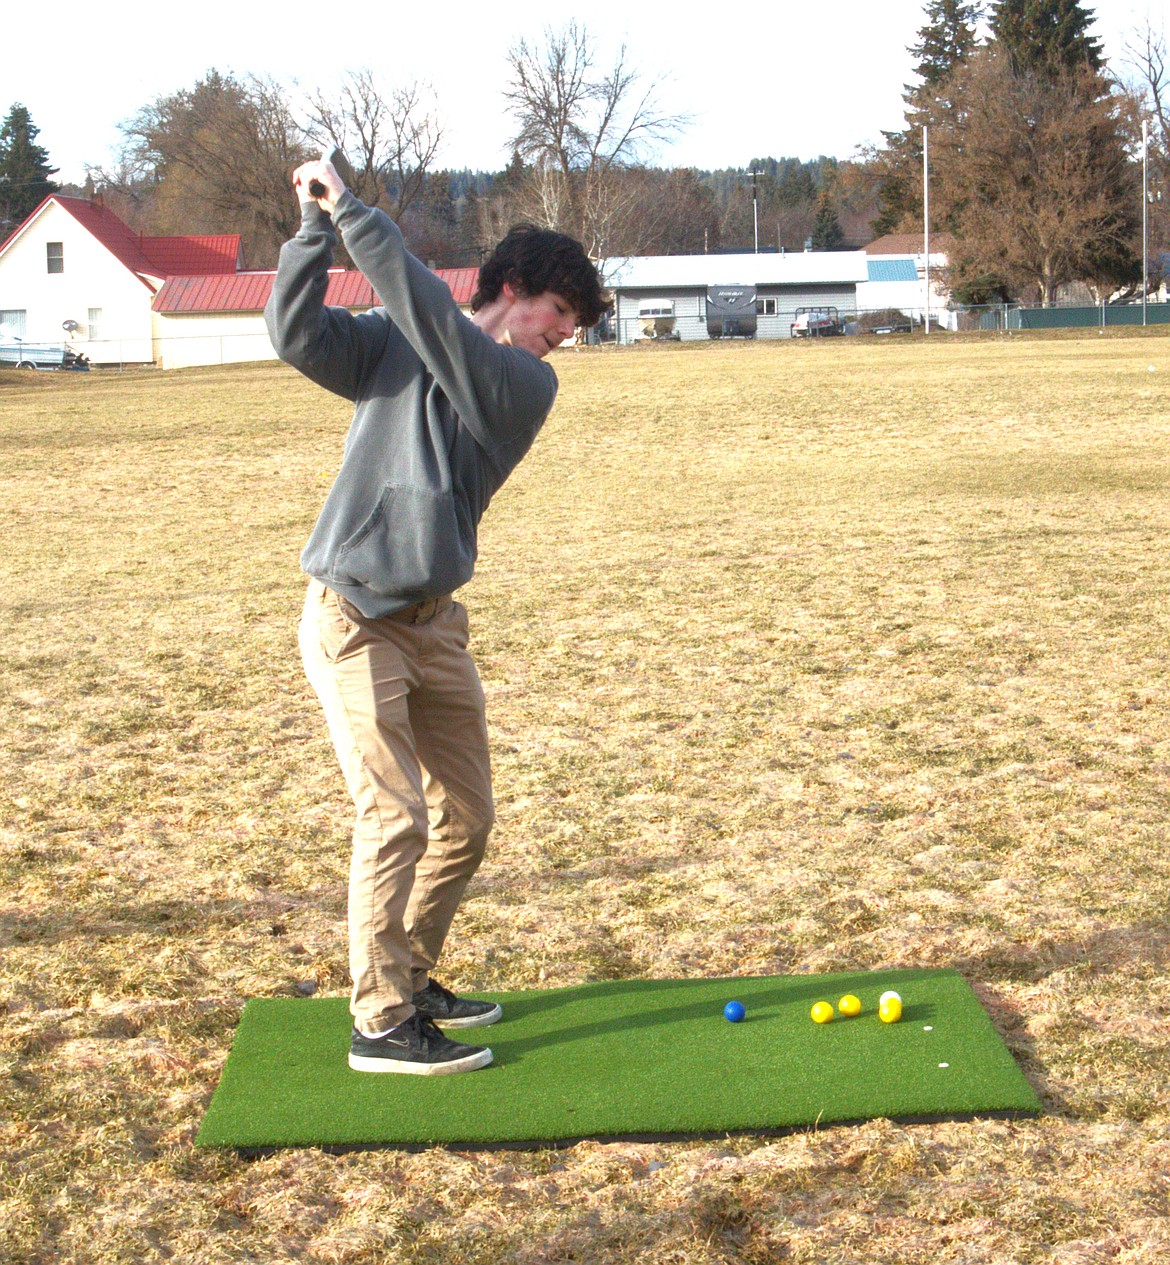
[348,1046,493,1075]
[426,1003,503,1029]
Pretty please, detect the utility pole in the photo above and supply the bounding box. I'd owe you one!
[923,126,931,336]
[750,169,761,254]
[1142,120,1149,328]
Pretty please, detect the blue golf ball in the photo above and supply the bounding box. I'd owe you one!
[723,1000,746,1023]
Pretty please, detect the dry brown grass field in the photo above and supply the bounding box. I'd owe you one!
[1,329,1169,1264]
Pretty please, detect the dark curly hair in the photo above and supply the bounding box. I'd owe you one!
[471,224,606,328]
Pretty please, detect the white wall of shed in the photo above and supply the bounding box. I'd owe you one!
[151,311,278,369]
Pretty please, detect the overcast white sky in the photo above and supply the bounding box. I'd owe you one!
[9,0,1163,186]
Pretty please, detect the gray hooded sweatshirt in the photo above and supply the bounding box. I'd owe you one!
[265,193,558,617]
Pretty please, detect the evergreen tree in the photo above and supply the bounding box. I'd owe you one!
[990,0,1104,77]
[710,158,827,250]
[810,188,845,250]
[494,148,529,200]
[745,156,819,207]
[0,103,59,235]
[775,159,817,207]
[459,184,484,261]
[872,0,983,235]
[474,149,531,253]
[912,0,985,86]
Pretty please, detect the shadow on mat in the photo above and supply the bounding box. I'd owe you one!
[487,971,936,1063]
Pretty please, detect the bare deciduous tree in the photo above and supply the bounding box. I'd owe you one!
[503,21,687,260]
[1125,19,1168,142]
[110,70,309,266]
[627,168,720,256]
[303,70,442,222]
[1124,17,1170,285]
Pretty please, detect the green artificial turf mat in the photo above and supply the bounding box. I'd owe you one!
[196,969,1041,1151]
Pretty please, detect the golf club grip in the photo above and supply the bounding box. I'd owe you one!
[306,150,352,201]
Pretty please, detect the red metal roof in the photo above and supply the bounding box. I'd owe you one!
[138,235,241,275]
[153,273,276,313]
[324,271,380,308]
[152,270,376,313]
[153,267,477,314]
[439,267,478,306]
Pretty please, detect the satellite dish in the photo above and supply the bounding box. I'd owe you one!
[63,319,79,333]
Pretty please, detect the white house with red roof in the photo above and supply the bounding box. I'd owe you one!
[0,195,479,369]
[0,194,242,364]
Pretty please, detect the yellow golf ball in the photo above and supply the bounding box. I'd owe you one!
[811,1001,835,1024]
[879,997,903,1024]
[838,994,862,1017]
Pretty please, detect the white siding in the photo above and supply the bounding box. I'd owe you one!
[674,292,707,342]
[0,201,155,363]
[151,311,279,370]
[856,278,949,321]
[755,315,788,339]
[858,250,951,321]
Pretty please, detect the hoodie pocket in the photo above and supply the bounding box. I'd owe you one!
[332,483,475,599]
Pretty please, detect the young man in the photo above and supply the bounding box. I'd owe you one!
[266,156,604,1074]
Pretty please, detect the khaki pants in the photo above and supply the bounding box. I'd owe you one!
[298,580,494,1031]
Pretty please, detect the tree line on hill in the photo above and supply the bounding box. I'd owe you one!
[1,1,1166,306]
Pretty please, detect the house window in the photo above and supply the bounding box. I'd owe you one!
[88,308,102,340]
[755,297,778,316]
[47,242,64,274]
[0,309,27,338]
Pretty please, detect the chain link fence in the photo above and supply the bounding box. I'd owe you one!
[950,301,1170,332]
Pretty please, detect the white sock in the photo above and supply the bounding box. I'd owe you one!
[358,1022,396,1039]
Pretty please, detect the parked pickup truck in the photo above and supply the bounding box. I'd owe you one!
[0,339,90,370]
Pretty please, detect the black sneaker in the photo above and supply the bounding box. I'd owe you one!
[412,979,503,1029]
[348,1012,493,1075]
